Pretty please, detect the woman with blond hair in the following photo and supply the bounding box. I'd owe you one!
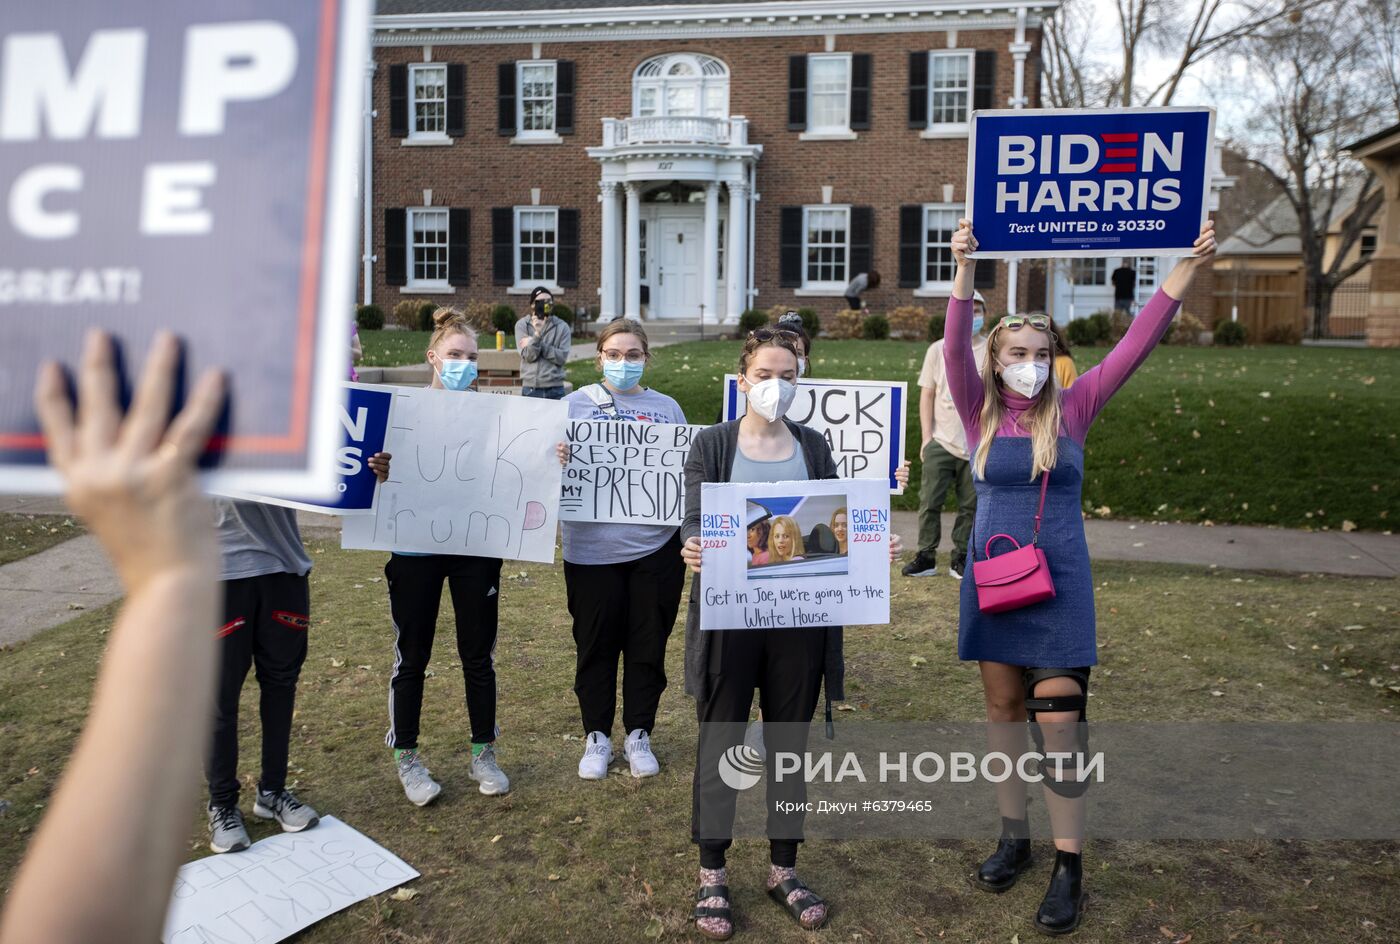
[944,220,1215,934]
[767,515,806,563]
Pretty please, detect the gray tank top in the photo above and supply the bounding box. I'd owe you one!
[729,433,809,484]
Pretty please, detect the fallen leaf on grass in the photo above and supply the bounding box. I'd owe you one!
[568,816,584,825]
[491,834,503,843]
[330,658,345,668]
[644,916,663,938]
[389,887,419,901]
[836,704,856,712]
[548,873,561,881]
[909,655,927,668]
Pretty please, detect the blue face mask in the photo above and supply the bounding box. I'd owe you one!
[972,316,985,334]
[602,359,645,391]
[436,357,478,391]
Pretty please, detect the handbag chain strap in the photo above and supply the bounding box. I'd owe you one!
[1031,470,1050,544]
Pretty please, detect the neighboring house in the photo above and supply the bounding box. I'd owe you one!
[1214,181,1379,338]
[361,0,1058,324]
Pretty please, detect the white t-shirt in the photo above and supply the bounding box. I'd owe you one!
[917,335,987,461]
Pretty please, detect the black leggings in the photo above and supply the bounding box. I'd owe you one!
[206,572,310,807]
[383,553,503,749]
[692,627,828,869]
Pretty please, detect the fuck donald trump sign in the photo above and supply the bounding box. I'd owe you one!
[965,106,1215,259]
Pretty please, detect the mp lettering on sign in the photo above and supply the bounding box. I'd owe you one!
[0,0,371,497]
[965,107,1215,259]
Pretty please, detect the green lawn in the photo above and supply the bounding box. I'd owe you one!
[563,342,1398,531]
[0,514,81,566]
[0,541,1396,942]
[361,330,520,367]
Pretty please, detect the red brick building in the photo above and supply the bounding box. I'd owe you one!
[363,0,1057,325]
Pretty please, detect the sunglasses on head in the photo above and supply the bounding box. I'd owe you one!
[747,327,798,342]
[995,314,1051,331]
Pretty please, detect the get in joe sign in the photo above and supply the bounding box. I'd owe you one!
[966,106,1215,259]
[0,0,370,496]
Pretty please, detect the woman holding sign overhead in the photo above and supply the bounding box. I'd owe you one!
[944,219,1215,935]
[380,308,514,806]
[679,328,907,939]
[557,319,688,781]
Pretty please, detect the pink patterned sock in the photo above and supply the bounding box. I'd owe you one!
[768,864,827,929]
[696,867,731,937]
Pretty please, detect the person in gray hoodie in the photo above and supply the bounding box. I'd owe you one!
[515,285,572,399]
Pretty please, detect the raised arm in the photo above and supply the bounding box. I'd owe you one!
[944,219,986,440]
[1065,222,1216,431]
[516,318,542,362]
[2,332,225,944]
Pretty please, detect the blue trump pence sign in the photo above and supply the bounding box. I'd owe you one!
[965,107,1215,259]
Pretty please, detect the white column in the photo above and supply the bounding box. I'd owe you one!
[598,181,621,322]
[725,179,749,322]
[702,182,720,324]
[624,182,642,319]
[361,58,376,304]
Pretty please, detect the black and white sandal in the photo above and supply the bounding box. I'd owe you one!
[768,877,829,931]
[693,883,734,941]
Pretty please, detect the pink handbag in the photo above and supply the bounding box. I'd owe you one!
[972,472,1056,614]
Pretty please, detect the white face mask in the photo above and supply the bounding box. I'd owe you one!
[746,377,798,422]
[797,357,808,378]
[1000,360,1050,398]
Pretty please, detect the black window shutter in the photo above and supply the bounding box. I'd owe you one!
[974,51,996,111]
[898,205,922,287]
[445,64,465,137]
[787,56,808,131]
[492,208,514,284]
[908,52,928,129]
[974,259,997,290]
[557,208,580,286]
[851,54,872,130]
[556,61,575,134]
[389,64,408,138]
[850,206,874,279]
[448,208,470,286]
[497,63,517,136]
[385,208,407,286]
[779,206,804,288]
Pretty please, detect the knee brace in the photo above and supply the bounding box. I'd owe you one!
[1022,666,1092,798]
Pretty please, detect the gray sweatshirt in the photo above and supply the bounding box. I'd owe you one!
[515,314,572,387]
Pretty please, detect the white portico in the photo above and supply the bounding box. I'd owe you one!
[586,53,761,324]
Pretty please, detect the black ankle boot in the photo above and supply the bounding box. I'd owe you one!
[1034,849,1085,935]
[975,816,1033,892]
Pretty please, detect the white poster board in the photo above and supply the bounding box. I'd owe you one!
[560,420,706,525]
[341,387,567,563]
[721,377,907,494]
[699,478,891,631]
[162,816,418,944]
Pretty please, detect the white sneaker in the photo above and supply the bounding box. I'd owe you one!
[623,728,660,778]
[578,731,613,780]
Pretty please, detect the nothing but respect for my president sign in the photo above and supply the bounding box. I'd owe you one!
[965,106,1215,259]
[0,0,370,496]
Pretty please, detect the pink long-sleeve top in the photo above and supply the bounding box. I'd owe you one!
[944,289,1181,453]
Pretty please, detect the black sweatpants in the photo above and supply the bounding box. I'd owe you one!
[384,552,503,749]
[564,533,685,737]
[206,572,310,808]
[691,627,827,869]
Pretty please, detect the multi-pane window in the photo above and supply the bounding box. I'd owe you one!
[1072,258,1107,285]
[409,209,448,286]
[804,207,849,287]
[1360,232,1378,258]
[519,62,556,135]
[807,55,851,133]
[517,208,557,284]
[923,206,959,286]
[410,64,446,137]
[928,52,974,128]
[634,53,729,119]
[639,219,648,280]
[1134,257,1158,293]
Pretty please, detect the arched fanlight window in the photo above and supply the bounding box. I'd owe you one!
[633,53,729,119]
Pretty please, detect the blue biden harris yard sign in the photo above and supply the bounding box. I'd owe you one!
[965,107,1215,259]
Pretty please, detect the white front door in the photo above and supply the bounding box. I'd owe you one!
[656,214,703,318]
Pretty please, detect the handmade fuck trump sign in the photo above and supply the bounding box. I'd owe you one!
[341,388,568,563]
[0,0,370,495]
[722,377,907,494]
[966,106,1215,259]
[560,420,707,526]
[162,816,418,944]
[699,478,891,631]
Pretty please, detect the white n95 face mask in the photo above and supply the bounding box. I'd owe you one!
[747,378,798,422]
[1000,361,1050,398]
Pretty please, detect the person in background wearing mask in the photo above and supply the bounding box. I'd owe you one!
[679,328,907,940]
[843,270,880,313]
[944,219,1215,935]
[517,285,572,399]
[381,308,521,806]
[775,311,814,378]
[554,319,688,780]
[903,290,990,579]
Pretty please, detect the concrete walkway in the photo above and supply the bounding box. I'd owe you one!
[2,491,1395,649]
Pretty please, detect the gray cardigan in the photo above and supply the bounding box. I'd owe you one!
[680,418,845,704]
[515,315,572,387]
